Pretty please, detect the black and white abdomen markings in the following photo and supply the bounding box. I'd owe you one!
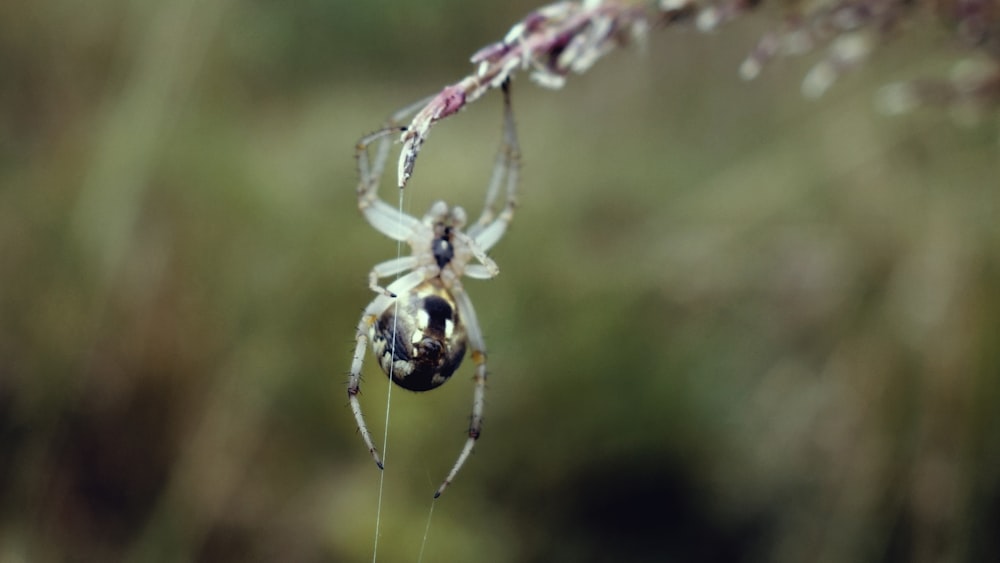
[371,281,468,392]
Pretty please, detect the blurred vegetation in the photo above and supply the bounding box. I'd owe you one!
[2,1,999,562]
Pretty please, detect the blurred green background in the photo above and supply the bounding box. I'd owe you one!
[2,1,999,562]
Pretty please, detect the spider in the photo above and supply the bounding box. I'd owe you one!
[348,81,519,498]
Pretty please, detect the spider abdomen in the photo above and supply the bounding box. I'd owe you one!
[370,282,467,391]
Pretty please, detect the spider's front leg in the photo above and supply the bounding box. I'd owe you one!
[356,94,435,195]
[355,129,422,242]
[467,79,520,252]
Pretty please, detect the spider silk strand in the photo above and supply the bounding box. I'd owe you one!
[371,184,406,562]
[416,497,437,563]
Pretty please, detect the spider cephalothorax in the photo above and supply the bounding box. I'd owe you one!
[432,221,457,268]
[348,81,519,497]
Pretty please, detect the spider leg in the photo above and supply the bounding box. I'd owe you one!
[355,95,439,242]
[463,263,499,280]
[357,95,436,198]
[435,283,488,498]
[348,269,427,470]
[368,255,419,297]
[454,231,500,279]
[356,129,423,242]
[467,80,520,253]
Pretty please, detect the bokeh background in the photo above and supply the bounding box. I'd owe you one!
[2,1,999,562]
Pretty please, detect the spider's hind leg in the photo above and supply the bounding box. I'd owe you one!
[435,283,489,498]
[348,269,427,470]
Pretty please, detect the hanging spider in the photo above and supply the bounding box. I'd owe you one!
[348,81,519,498]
